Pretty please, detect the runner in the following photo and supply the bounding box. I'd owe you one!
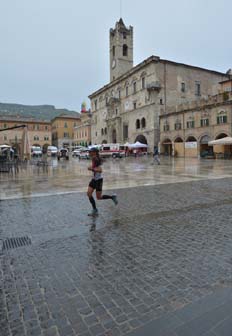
[87,147,118,216]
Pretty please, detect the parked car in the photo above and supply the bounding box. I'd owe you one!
[57,148,69,160]
[78,150,89,159]
[31,146,42,157]
[47,146,58,157]
[72,147,88,157]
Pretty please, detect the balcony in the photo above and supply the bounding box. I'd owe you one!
[146,81,161,91]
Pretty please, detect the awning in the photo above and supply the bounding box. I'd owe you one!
[208,136,232,146]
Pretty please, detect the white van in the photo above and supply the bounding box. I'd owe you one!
[100,143,125,158]
[47,146,58,157]
[31,146,42,157]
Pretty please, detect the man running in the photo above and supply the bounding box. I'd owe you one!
[87,147,118,216]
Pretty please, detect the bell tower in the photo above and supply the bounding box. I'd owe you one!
[110,18,133,82]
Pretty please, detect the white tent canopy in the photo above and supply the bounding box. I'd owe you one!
[208,137,232,146]
[128,141,148,148]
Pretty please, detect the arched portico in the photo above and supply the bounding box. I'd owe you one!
[174,137,184,157]
[161,138,172,156]
[135,134,148,144]
[185,136,198,158]
[42,143,49,153]
[199,135,212,157]
[215,133,228,140]
[11,143,21,157]
[214,133,231,158]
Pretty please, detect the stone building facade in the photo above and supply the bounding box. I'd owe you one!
[73,107,92,147]
[160,81,232,157]
[0,115,51,155]
[89,19,229,151]
[51,114,80,149]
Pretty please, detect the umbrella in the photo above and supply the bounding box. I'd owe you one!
[208,137,232,146]
[2,148,14,152]
[0,144,11,148]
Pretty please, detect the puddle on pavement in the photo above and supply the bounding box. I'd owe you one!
[1,157,232,200]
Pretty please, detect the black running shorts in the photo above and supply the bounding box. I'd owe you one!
[88,178,103,192]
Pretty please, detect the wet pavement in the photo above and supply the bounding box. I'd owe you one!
[1,156,232,200]
[1,157,232,335]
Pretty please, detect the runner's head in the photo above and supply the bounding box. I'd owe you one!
[89,147,99,158]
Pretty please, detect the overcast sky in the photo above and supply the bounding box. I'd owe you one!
[0,0,231,111]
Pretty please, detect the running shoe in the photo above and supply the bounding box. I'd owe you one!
[112,195,118,205]
[88,209,99,217]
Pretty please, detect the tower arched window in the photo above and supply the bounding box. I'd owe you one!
[112,46,115,57]
[136,119,140,129]
[123,44,128,56]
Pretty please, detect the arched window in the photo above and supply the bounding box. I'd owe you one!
[104,127,107,135]
[123,44,128,56]
[142,77,146,89]
[126,86,129,97]
[112,46,115,57]
[133,82,137,94]
[136,119,140,129]
[101,128,104,136]
[141,118,146,128]
[163,121,169,131]
[217,111,227,124]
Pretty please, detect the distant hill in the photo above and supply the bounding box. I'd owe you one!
[0,103,80,121]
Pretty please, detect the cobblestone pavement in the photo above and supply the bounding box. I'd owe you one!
[1,169,232,335]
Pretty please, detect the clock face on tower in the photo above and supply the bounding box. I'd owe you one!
[112,59,116,69]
